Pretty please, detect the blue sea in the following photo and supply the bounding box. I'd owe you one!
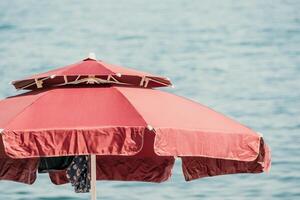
[0,0,299,199]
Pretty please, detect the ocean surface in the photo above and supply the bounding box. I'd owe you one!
[0,0,299,199]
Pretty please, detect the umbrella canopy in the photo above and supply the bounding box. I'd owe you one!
[0,86,270,184]
[0,54,271,199]
[11,53,171,90]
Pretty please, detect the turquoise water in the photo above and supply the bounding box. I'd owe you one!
[0,0,299,199]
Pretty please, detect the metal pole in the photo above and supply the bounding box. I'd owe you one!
[91,155,97,200]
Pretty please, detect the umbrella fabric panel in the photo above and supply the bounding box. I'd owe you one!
[0,87,268,161]
[0,91,45,128]
[154,128,260,161]
[1,86,258,131]
[0,157,38,184]
[50,60,113,76]
[26,60,152,78]
[95,155,174,182]
[3,127,144,158]
[95,60,153,77]
[182,156,263,181]
[117,87,265,161]
[181,139,271,181]
[0,87,147,158]
[117,87,256,133]
[49,170,69,185]
[26,61,84,79]
[49,129,174,184]
[49,156,175,184]
[1,88,147,130]
[93,129,174,183]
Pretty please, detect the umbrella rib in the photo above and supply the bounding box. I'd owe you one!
[52,76,132,86]
[140,76,171,88]
[96,60,115,74]
[18,76,51,90]
[14,61,84,88]
[146,77,171,87]
[157,89,254,132]
[113,87,149,128]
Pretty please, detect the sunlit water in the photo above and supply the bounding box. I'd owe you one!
[0,0,299,199]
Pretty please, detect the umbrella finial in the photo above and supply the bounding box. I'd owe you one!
[88,52,97,60]
[50,75,56,79]
[147,125,154,131]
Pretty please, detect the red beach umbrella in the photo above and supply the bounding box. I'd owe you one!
[11,53,171,90]
[0,54,271,200]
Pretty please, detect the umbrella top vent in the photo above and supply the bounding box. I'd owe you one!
[11,53,172,90]
[87,52,96,60]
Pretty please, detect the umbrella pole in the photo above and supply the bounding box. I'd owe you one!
[91,155,97,200]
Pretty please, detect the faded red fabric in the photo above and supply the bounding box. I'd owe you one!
[0,116,37,185]
[0,87,269,164]
[0,157,38,184]
[154,128,260,161]
[0,85,271,184]
[0,54,272,186]
[3,127,144,158]
[182,139,270,181]
[95,156,174,182]
[49,170,69,185]
[12,59,171,89]
[49,156,174,185]
[49,130,174,184]
[0,137,38,184]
